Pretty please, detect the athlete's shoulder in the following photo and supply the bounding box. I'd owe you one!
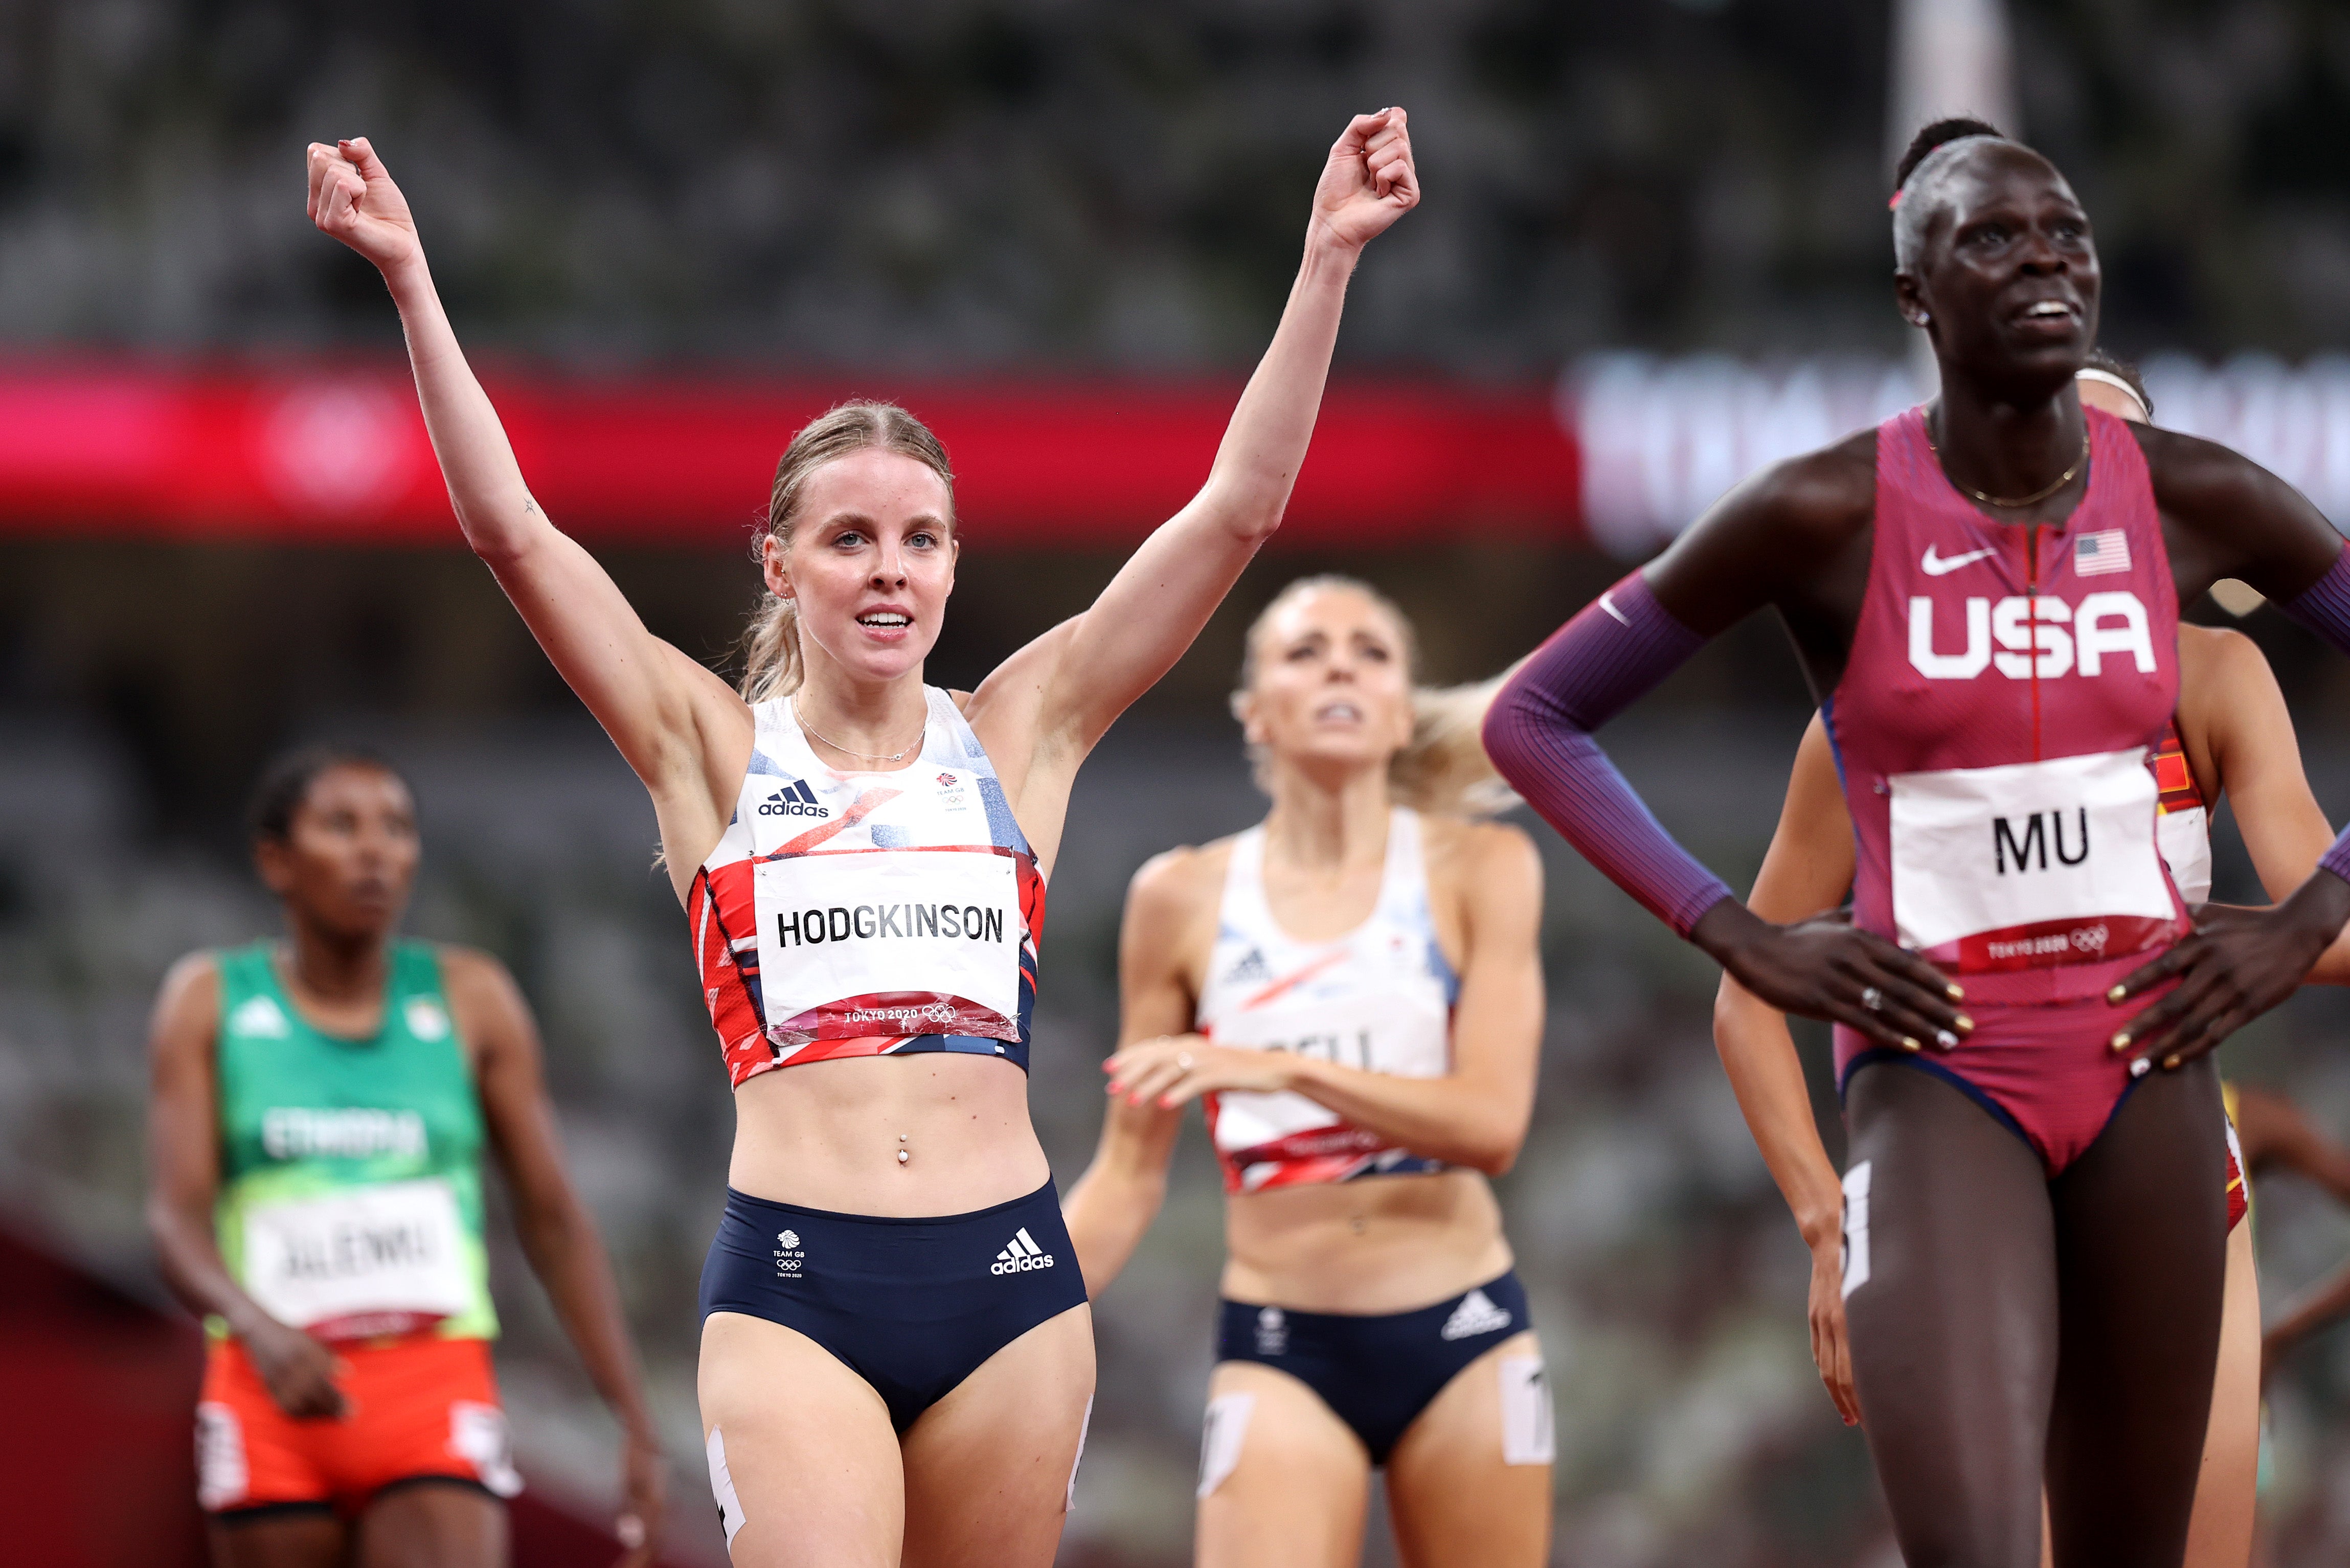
[1769,426,1878,521]
[430,945,531,1021]
[150,951,224,1045]
[1128,838,1234,911]
[2177,620,2265,674]
[1692,427,1876,549]
[2130,421,2275,515]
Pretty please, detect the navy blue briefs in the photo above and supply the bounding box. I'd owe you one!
[1215,1269,1532,1465]
[699,1179,1089,1433]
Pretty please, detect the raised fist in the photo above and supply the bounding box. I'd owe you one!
[1310,108,1420,252]
[306,137,420,274]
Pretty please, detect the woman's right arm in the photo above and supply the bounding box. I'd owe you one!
[1711,714,1863,1425]
[307,141,745,874]
[1481,442,1963,1052]
[1062,850,1207,1296]
[146,956,346,1418]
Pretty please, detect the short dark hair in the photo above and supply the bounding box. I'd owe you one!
[246,744,405,843]
[1891,117,2020,272]
[1894,116,2007,194]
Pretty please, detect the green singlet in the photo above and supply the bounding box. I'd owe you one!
[210,939,497,1342]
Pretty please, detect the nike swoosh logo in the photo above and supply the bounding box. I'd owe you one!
[1921,546,1997,577]
[1598,590,1630,626]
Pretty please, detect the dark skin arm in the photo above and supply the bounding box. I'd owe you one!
[1640,432,1969,1053]
[2108,428,2350,1068]
[2235,1086,2350,1382]
[145,953,348,1419]
[442,947,666,1564]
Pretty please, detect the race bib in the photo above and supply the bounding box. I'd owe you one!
[753,847,1021,1041]
[240,1178,469,1337]
[1208,992,1447,1155]
[1889,748,2178,972]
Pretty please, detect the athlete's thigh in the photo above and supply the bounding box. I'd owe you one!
[1841,1060,2057,1568]
[1384,1331,1552,1568]
[701,1310,906,1568]
[2183,1218,2261,1568]
[2045,1060,2228,1568]
[899,1303,1095,1568]
[351,1481,507,1568]
[1193,1361,1371,1568]
[207,1511,345,1568]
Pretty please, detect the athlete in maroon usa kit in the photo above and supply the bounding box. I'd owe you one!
[1484,118,2350,1567]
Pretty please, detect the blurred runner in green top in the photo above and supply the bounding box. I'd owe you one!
[146,745,667,1568]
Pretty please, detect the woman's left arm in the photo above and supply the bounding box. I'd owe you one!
[1110,823,1544,1174]
[445,949,666,1566]
[2113,433,2350,1062]
[965,111,1418,780]
[2188,628,2350,983]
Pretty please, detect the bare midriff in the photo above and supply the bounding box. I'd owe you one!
[727,1053,1049,1217]
[1220,1168,1512,1314]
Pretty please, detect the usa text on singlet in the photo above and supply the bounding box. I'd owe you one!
[1827,404,2188,1005]
[692,687,1045,1086]
[1194,808,1459,1193]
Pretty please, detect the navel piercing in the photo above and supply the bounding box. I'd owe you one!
[897,1132,910,1165]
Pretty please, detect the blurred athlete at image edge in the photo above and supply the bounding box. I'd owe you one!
[1719,358,2350,1568]
[1067,579,1549,1568]
[1484,113,2350,1566]
[147,746,664,1568]
[303,105,1419,1566]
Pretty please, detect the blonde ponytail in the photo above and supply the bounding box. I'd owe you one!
[1392,668,1522,819]
[1234,576,1519,820]
[737,400,956,702]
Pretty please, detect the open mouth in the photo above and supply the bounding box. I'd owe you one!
[857,610,914,630]
[1315,701,1364,723]
[2016,299,2079,326]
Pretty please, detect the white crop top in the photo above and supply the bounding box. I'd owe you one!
[690,686,1044,1088]
[1193,808,1460,1194]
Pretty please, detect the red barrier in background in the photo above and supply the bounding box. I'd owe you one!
[0,360,1583,549]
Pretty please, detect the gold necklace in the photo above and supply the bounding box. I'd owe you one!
[1928,422,2090,508]
[790,699,921,764]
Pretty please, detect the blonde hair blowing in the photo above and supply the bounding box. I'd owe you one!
[1233,575,1520,819]
[738,401,957,702]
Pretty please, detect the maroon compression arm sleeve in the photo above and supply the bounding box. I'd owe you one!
[1482,572,1735,937]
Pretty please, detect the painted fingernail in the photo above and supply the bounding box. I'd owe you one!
[1954,1015,1975,1033]
[2108,985,2127,1003]
[2164,1055,2181,1071]
[1901,1037,1922,1052]
[1946,984,1965,1001]
[2110,1032,2130,1052]
[2131,1057,2151,1079]
[1935,1030,1958,1049]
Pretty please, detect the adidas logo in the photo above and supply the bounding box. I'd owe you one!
[1439,1288,1512,1342]
[1223,948,1272,988]
[757,779,830,819]
[990,1227,1057,1275]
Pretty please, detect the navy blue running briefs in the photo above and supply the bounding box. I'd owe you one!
[699,1179,1088,1433]
[1215,1270,1531,1464]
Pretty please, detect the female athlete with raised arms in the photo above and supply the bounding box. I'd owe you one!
[1483,116,2350,1565]
[148,747,664,1568]
[305,110,1418,1567]
[1065,578,1546,1567]
[1715,345,2350,1568]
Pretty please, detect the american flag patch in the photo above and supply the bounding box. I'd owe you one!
[2075,529,2131,577]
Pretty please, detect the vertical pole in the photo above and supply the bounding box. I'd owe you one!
[1888,0,2018,391]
